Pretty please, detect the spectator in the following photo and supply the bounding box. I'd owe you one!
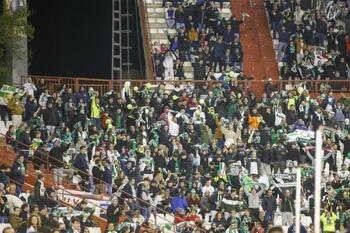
[23,78,37,98]
[163,52,175,80]
[11,154,26,195]
[7,93,24,128]
[212,38,225,72]
[194,59,206,80]
[262,189,277,223]
[90,94,101,131]
[165,5,175,28]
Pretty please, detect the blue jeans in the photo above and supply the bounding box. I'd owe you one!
[317,33,325,46]
[0,216,8,223]
[105,183,112,196]
[233,62,243,71]
[92,118,101,130]
[176,22,185,29]
[277,42,288,61]
[198,23,206,31]
[264,211,275,223]
[89,176,95,193]
[272,22,278,39]
[141,207,151,221]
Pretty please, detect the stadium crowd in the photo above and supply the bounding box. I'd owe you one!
[266,0,350,84]
[153,0,245,81]
[0,76,349,233]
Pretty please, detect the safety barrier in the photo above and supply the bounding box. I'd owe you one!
[21,75,350,98]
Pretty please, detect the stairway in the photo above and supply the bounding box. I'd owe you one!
[0,142,76,190]
[0,137,176,232]
[231,0,279,95]
[145,0,232,80]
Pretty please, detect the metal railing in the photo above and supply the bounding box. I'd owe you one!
[137,0,156,80]
[0,133,182,231]
[21,75,350,97]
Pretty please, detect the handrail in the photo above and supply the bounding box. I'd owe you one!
[7,152,176,231]
[137,0,156,80]
[16,75,350,109]
[0,144,110,215]
[8,179,106,232]
[0,133,181,226]
[10,167,167,232]
[3,140,168,225]
[22,75,350,86]
[252,16,268,80]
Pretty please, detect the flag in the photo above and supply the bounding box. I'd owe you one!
[0,85,25,100]
[218,162,227,180]
[287,129,315,144]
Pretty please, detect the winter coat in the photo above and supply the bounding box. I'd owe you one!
[8,99,24,115]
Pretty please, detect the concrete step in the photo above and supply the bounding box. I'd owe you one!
[151,39,169,45]
[149,24,168,29]
[147,7,166,13]
[150,33,168,40]
[147,12,166,18]
[150,28,176,35]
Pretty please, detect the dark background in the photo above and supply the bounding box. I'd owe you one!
[27,0,143,79]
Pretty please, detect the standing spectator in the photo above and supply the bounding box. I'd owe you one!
[229,15,244,39]
[175,6,185,29]
[7,93,24,128]
[280,190,294,226]
[34,174,45,206]
[165,5,175,29]
[43,102,59,136]
[163,52,175,80]
[194,59,206,80]
[174,59,185,80]
[24,95,38,122]
[244,184,265,221]
[11,154,26,195]
[90,94,101,131]
[23,78,37,97]
[49,139,70,187]
[212,38,225,72]
[38,89,50,110]
[74,146,90,189]
[320,210,337,233]
[103,159,113,196]
[277,26,289,61]
[262,189,277,223]
[316,16,327,47]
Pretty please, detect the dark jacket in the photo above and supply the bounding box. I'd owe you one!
[73,153,89,172]
[194,63,206,80]
[24,100,38,121]
[262,195,277,212]
[106,204,119,224]
[11,160,25,182]
[43,107,59,126]
[34,180,45,200]
[281,197,294,212]
[18,131,31,150]
[213,42,225,58]
[49,144,69,168]
[103,166,113,185]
